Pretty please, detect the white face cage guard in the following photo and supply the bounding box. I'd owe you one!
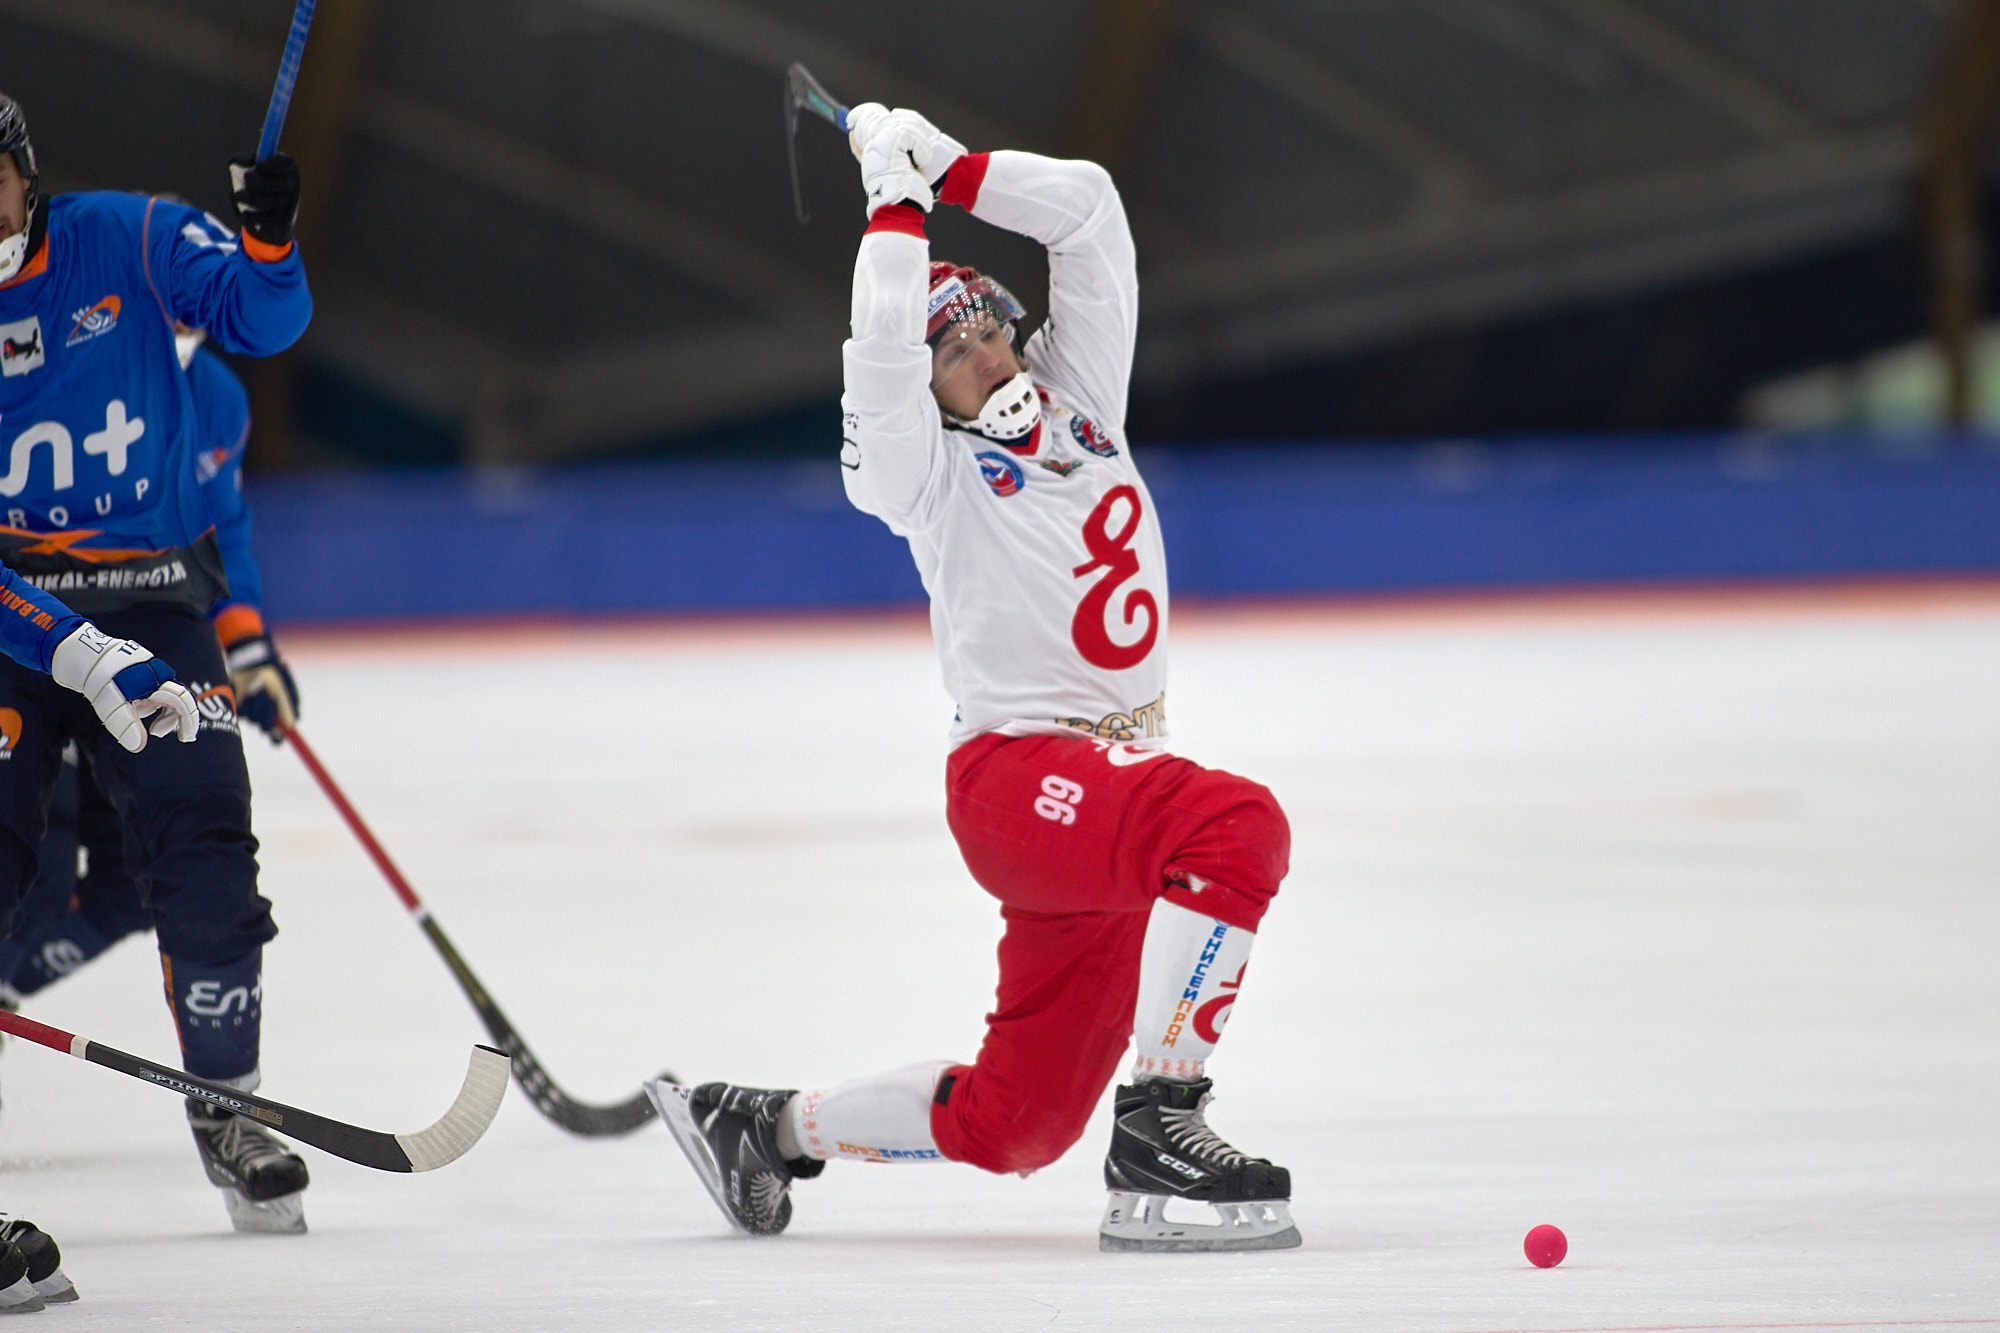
[0,226,27,284]
[949,369,1042,442]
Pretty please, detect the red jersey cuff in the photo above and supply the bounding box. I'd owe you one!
[939,153,990,211]
[864,203,928,239]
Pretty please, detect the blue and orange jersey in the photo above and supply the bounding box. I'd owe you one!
[0,191,309,619]
[184,346,262,617]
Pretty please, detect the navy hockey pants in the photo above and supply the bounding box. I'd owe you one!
[0,747,152,995]
[0,603,275,1079]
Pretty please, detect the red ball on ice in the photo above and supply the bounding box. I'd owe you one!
[1524,1224,1567,1268]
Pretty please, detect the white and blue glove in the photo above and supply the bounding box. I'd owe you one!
[50,624,201,753]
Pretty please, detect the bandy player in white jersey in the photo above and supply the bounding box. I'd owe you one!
[652,104,1298,1252]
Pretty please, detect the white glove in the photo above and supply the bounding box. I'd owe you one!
[861,124,934,216]
[50,624,201,753]
[849,105,967,184]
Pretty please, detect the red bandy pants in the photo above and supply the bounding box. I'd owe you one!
[930,733,1290,1175]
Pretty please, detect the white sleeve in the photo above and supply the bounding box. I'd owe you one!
[840,226,954,535]
[959,151,1138,431]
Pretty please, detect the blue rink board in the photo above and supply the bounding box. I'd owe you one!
[247,434,2000,623]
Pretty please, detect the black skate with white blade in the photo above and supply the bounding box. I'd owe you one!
[1100,1078,1300,1252]
[0,1218,77,1307]
[646,1081,823,1236]
[188,1097,311,1233]
[0,1231,38,1315]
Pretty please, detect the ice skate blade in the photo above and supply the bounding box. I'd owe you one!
[0,1272,44,1313]
[1098,1192,1302,1253]
[646,1080,749,1236]
[223,1188,307,1235]
[31,1268,78,1303]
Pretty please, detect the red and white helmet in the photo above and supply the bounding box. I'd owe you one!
[926,262,1026,347]
[927,262,1040,442]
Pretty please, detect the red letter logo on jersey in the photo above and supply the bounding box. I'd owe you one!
[1071,484,1158,671]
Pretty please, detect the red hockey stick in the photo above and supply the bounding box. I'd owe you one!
[278,725,661,1136]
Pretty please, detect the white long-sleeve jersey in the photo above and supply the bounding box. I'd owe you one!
[841,151,1167,750]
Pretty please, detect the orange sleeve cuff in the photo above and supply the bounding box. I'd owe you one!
[212,604,266,647]
[242,233,295,263]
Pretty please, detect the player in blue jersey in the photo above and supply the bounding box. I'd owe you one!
[0,334,298,1005]
[0,90,317,1237]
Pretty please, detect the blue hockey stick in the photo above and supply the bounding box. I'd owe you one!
[257,0,319,159]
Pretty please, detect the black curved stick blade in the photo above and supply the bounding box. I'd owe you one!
[786,67,809,225]
[788,62,845,128]
[785,61,847,227]
[501,1034,660,1137]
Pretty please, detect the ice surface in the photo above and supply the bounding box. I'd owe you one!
[3,591,1997,1331]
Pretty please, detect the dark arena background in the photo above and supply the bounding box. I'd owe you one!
[1,2,1996,1329]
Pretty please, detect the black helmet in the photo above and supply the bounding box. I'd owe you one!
[0,91,36,187]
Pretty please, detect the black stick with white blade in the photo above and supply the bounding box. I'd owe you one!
[0,1007,508,1173]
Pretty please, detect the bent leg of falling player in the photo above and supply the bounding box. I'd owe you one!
[654,733,1298,1251]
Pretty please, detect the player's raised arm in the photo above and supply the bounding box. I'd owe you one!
[148,155,311,357]
[837,112,958,534]
[936,147,1138,432]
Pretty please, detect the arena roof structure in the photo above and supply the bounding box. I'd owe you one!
[0,0,1982,461]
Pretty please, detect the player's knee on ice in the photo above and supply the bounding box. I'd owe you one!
[931,1062,1108,1176]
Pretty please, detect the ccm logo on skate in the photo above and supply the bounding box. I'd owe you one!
[1071,485,1157,671]
[1036,775,1083,825]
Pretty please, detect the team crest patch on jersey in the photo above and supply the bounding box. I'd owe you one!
[1069,414,1118,457]
[0,317,44,378]
[66,295,123,347]
[975,451,1026,497]
[195,444,231,484]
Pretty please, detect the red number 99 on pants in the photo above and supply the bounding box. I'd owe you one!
[1035,775,1083,825]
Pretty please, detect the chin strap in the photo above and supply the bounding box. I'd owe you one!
[946,370,1042,443]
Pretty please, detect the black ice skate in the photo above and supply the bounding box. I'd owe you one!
[187,1097,311,1234]
[646,1080,824,1236]
[0,1228,41,1314]
[0,1218,77,1305]
[1100,1078,1301,1252]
